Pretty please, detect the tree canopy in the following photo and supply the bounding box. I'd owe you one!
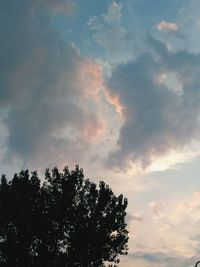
[0,165,129,267]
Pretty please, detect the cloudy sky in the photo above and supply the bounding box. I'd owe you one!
[2,0,200,266]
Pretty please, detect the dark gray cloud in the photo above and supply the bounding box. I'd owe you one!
[0,0,103,166]
[130,251,197,267]
[106,34,200,168]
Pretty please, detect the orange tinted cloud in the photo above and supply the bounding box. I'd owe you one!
[104,88,124,115]
[156,21,178,31]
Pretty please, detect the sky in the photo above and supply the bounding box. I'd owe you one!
[1,0,200,266]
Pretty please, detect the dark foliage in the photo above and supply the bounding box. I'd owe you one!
[0,166,128,267]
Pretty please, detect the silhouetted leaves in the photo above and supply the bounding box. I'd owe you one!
[0,165,128,266]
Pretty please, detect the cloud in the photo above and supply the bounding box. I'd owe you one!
[0,0,105,167]
[130,251,196,267]
[156,21,178,31]
[104,88,124,115]
[105,34,200,169]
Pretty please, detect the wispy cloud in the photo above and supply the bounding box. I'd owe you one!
[88,1,134,62]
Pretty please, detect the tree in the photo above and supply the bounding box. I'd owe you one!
[0,166,129,267]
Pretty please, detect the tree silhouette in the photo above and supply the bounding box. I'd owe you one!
[0,166,129,267]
